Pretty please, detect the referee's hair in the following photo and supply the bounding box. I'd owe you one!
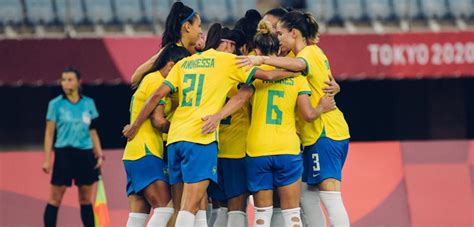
[63,66,81,80]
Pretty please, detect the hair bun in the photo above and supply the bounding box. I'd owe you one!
[245,9,262,21]
[257,20,273,35]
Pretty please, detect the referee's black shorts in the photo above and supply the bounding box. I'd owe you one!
[51,147,99,187]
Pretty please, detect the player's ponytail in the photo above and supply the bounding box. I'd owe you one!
[303,12,318,40]
[162,1,197,47]
[205,23,244,53]
[254,20,279,55]
[204,23,223,50]
[280,11,319,40]
[234,9,262,53]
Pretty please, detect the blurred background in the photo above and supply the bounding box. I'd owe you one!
[0,0,473,226]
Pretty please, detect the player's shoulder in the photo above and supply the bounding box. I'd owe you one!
[81,95,95,103]
[297,45,318,57]
[142,71,164,83]
[49,95,64,106]
[294,75,308,84]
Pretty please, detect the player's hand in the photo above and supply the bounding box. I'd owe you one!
[201,114,222,135]
[318,96,337,113]
[236,55,264,71]
[42,159,52,174]
[95,154,104,169]
[323,75,340,97]
[122,124,138,141]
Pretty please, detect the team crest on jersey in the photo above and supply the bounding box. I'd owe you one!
[82,112,91,125]
[212,166,217,175]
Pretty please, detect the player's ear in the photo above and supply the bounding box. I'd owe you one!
[290,28,298,39]
[184,22,192,33]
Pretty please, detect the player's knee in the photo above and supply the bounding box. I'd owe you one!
[78,192,93,204]
[319,178,341,191]
[49,188,65,206]
[146,193,170,208]
[227,196,246,211]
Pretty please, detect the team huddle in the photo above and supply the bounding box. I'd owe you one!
[121,2,350,227]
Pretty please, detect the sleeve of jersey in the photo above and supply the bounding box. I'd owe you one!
[163,64,180,94]
[46,101,57,122]
[233,66,257,85]
[297,77,312,96]
[296,51,311,76]
[89,99,99,119]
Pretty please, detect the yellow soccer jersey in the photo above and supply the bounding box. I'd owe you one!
[286,50,296,58]
[218,85,250,158]
[162,92,179,142]
[247,65,312,157]
[163,49,256,145]
[123,71,165,160]
[296,45,350,146]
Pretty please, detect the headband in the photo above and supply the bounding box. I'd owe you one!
[180,11,196,26]
[220,39,236,45]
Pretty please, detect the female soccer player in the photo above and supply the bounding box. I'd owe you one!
[123,44,190,227]
[204,23,252,227]
[131,1,202,87]
[201,20,336,227]
[42,67,104,227]
[237,11,351,227]
[122,42,300,227]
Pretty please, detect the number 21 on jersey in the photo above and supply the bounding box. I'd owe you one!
[182,74,205,107]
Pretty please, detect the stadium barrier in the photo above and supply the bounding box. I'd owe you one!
[1,140,472,226]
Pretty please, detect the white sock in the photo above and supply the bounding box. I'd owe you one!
[126,212,148,227]
[282,207,302,227]
[194,209,208,227]
[213,207,228,227]
[301,183,327,227]
[270,208,285,227]
[146,207,174,227]
[319,191,350,227]
[254,206,273,227]
[208,208,219,226]
[175,210,195,227]
[227,211,246,227]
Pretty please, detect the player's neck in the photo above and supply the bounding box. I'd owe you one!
[180,37,196,54]
[293,38,307,55]
[66,92,80,103]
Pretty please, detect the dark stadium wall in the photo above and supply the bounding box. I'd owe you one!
[1,78,473,149]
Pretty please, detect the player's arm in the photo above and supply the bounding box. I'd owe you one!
[322,75,340,97]
[150,104,170,133]
[201,85,254,134]
[123,84,171,140]
[130,52,161,88]
[237,55,306,72]
[89,129,104,169]
[42,120,56,174]
[297,95,336,122]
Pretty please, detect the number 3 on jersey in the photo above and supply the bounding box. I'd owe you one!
[266,90,284,125]
[182,74,205,107]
